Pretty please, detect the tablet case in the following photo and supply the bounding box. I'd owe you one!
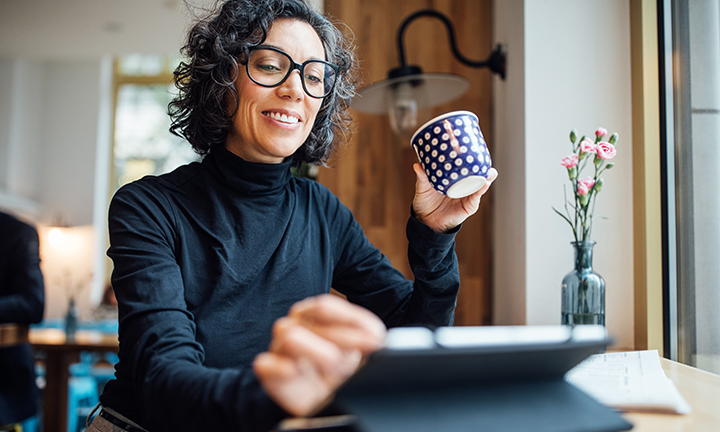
[330,326,633,432]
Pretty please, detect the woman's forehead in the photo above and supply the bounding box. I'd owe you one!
[265,18,325,61]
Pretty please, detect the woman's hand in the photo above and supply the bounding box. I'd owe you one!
[412,163,498,233]
[253,294,386,417]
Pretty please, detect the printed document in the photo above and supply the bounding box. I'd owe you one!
[565,350,691,414]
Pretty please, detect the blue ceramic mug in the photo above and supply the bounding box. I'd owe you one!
[410,111,492,198]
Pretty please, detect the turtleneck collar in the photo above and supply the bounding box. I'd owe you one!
[204,145,293,196]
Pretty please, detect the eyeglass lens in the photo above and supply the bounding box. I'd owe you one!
[247,48,336,98]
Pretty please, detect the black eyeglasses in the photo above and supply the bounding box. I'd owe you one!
[245,46,339,98]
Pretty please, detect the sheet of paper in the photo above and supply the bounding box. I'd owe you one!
[565,350,691,414]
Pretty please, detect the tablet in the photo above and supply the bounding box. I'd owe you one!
[329,325,632,432]
[338,325,609,394]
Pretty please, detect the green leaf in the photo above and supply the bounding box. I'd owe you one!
[553,206,575,228]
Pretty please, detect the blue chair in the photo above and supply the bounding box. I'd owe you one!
[20,415,39,432]
[67,352,99,432]
[31,319,119,431]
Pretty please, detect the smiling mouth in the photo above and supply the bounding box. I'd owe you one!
[264,111,300,125]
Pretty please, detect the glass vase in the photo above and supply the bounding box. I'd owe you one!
[561,241,605,326]
[65,297,78,341]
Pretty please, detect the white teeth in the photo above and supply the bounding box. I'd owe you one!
[267,112,299,124]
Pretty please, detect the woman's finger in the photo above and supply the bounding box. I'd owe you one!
[289,294,378,327]
[253,351,298,380]
[413,163,434,194]
[270,317,363,377]
[288,295,386,352]
[253,352,333,417]
[302,322,384,353]
[481,168,499,193]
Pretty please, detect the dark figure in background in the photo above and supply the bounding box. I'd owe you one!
[0,210,45,428]
[90,0,497,431]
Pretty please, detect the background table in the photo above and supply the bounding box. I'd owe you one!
[623,358,720,431]
[30,328,118,432]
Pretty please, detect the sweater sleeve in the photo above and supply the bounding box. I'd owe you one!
[0,223,45,325]
[327,190,460,328]
[104,181,287,432]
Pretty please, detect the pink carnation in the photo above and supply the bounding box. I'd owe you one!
[577,182,590,196]
[595,127,608,138]
[579,138,597,154]
[578,177,595,190]
[560,154,578,168]
[596,142,617,160]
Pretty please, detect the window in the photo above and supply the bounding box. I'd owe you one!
[112,54,199,192]
[660,0,720,374]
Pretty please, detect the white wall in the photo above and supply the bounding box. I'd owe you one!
[0,59,104,221]
[37,59,102,227]
[0,60,12,189]
[492,0,527,326]
[0,59,44,213]
[494,0,635,349]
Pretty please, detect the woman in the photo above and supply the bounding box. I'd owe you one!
[90,0,497,431]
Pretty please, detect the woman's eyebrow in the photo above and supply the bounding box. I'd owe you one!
[257,43,325,62]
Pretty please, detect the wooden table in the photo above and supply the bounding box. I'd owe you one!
[278,356,720,432]
[623,358,720,431]
[30,328,118,432]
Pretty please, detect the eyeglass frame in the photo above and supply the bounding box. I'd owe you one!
[243,45,340,99]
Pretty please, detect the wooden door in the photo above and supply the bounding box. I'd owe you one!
[319,0,494,326]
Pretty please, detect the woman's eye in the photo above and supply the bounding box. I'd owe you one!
[304,64,325,84]
[305,74,323,84]
[258,63,282,73]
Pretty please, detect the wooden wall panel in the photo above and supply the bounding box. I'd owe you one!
[320,0,494,326]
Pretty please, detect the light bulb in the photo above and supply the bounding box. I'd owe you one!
[387,81,418,137]
[48,228,65,248]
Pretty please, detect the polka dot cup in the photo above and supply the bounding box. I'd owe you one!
[411,111,492,199]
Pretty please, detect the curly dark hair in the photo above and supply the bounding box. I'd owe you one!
[168,0,357,165]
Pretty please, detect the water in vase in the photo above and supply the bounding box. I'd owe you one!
[562,312,605,326]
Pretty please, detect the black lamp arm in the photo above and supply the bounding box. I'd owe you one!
[396,9,507,80]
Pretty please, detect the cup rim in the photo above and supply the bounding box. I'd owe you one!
[410,110,479,143]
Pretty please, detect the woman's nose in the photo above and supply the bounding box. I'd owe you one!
[277,70,304,100]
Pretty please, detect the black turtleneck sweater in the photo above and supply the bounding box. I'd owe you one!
[101,146,461,432]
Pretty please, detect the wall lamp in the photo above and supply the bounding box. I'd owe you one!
[352,9,507,137]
